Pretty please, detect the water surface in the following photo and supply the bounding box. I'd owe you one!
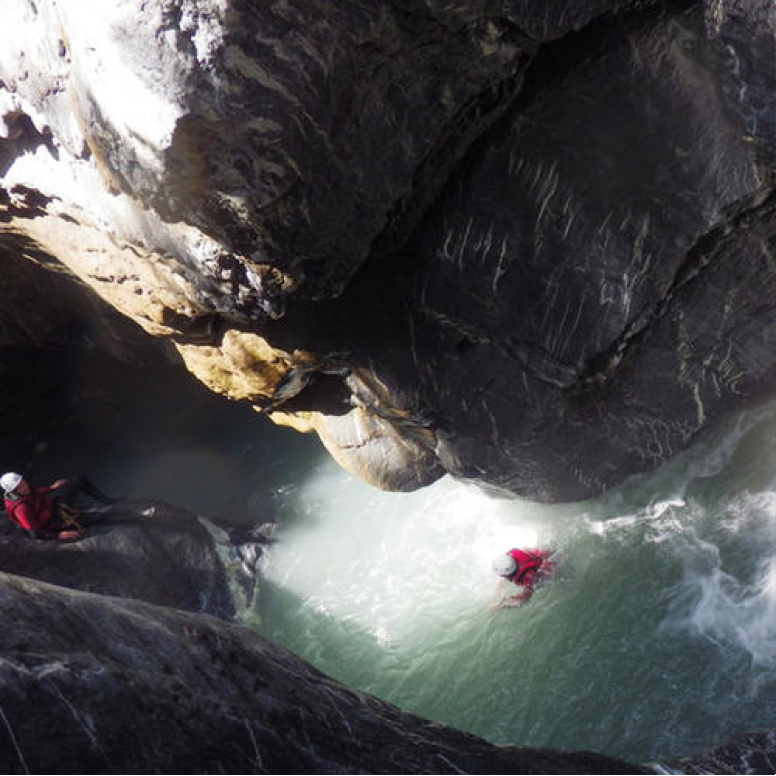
[248,401,776,763]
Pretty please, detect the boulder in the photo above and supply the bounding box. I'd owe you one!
[0,571,648,775]
[0,0,773,499]
[0,500,273,619]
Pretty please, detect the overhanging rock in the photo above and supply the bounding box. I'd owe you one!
[1,0,774,498]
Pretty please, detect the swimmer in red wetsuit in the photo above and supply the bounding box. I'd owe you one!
[490,548,553,610]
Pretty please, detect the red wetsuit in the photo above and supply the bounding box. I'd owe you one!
[3,486,59,534]
[4,476,115,540]
[504,548,552,604]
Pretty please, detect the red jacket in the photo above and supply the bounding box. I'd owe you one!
[507,548,549,590]
[4,487,58,533]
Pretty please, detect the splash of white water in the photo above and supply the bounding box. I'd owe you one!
[261,468,572,645]
[662,490,776,669]
[254,401,776,761]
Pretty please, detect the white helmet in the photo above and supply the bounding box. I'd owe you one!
[492,554,517,576]
[1,472,23,494]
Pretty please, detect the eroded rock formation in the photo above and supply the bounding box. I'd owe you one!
[1,0,774,500]
[0,499,272,617]
[0,564,773,774]
[0,501,215,604]
[0,570,650,774]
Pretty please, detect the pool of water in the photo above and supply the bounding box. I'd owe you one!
[247,401,776,764]
[33,363,773,764]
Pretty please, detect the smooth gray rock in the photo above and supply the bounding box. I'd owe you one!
[0,571,648,775]
[0,500,236,617]
[0,0,542,303]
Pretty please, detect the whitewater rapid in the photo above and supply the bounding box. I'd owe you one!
[249,401,776,762]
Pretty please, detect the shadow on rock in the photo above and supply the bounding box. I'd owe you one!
[0,572,649,775]
[0,499,273,619]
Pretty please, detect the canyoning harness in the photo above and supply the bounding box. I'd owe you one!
[3,491,85,536]
[56,502,85,534]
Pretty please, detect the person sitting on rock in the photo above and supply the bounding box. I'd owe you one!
[490,548,553,610]
[1,471,122,541]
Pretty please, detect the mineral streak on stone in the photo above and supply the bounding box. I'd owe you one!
[657,729,776,776]
[401,0,776,498]
[1,0,775,498]
[0,571,649,775]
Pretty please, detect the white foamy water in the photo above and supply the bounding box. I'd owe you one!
[661,490,776,670]
[259,470,567,646]
[250,401,776,763]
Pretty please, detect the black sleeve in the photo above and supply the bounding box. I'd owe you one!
[26,529,59,540]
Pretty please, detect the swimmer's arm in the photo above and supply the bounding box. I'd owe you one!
[498,586,533,608]
[39,479,68,492]
[487,579,507,613]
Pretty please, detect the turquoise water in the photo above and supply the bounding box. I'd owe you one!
[247,401,776,764]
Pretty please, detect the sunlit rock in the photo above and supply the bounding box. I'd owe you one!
[1,0,774,498]
[177,329,318,403]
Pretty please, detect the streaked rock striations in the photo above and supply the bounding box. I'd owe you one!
[0,570,649,775]
[0,565,772,774]
[658,729,776,776]
[1,0,774,498]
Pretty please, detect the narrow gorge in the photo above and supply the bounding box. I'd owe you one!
[1,0,774,773]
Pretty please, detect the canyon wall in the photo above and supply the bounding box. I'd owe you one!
[1,0,774,500]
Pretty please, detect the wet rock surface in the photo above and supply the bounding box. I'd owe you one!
[208,517,278,612]
[0,571,650,775]
[0,499,268,618]
[657,729,776,775]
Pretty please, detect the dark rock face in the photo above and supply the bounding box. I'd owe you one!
[658,729,776,775]
[0,501,237,617]
[1,0,774,498]
[0,235,162,461]
[272,0,776,498]
[0,572,648,775]
[382,0,776,498]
